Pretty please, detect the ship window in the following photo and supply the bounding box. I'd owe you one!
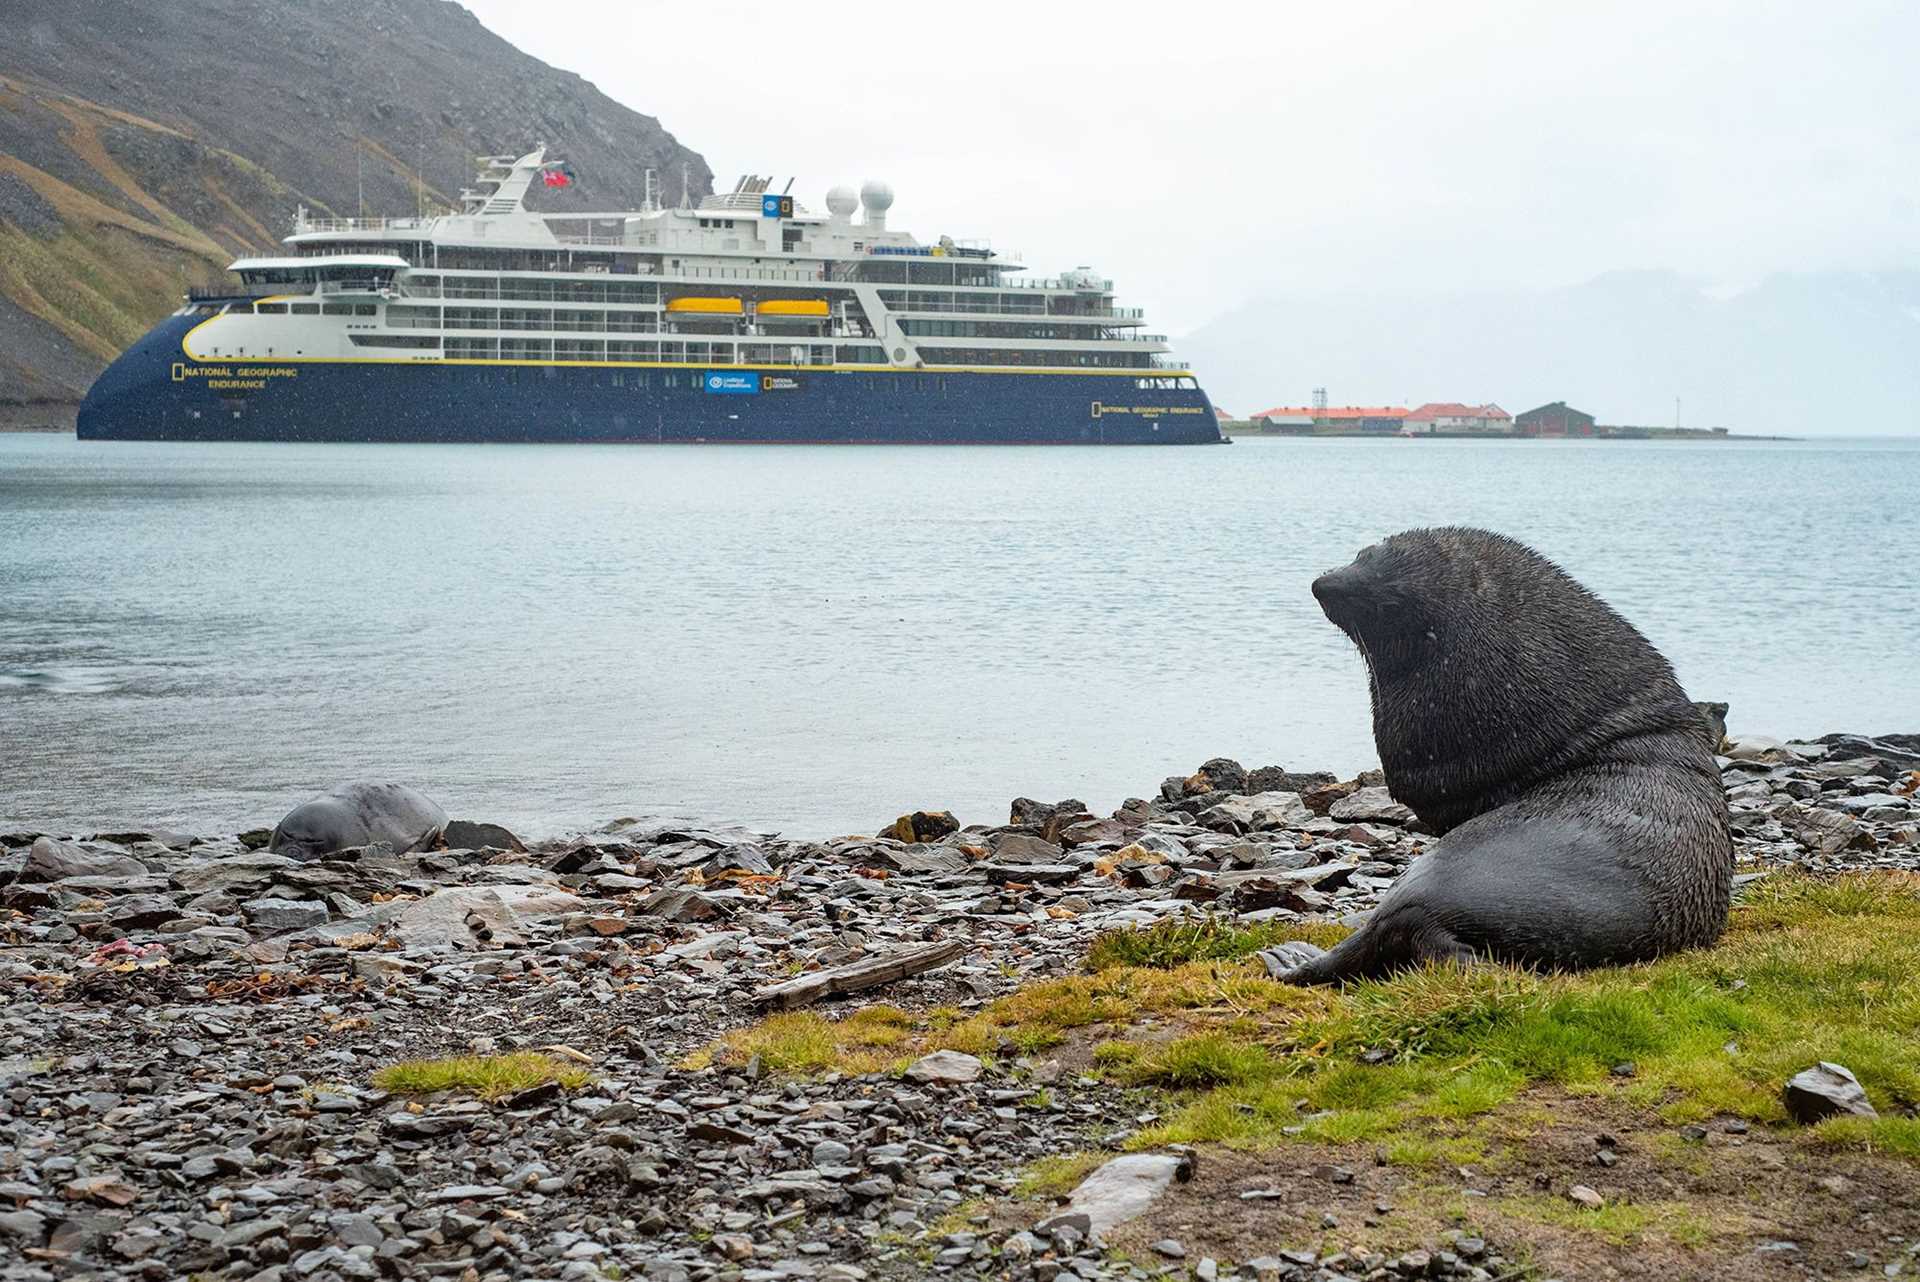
[354,305,377,316]
[255,303,287,315]
[347,333,440,349]
[323,303,355,315]
[291,303,319,315]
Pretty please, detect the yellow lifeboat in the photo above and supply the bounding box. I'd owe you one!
[665,296,744,315]
[756,299,830,318]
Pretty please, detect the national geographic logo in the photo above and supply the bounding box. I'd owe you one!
[173,363,299,390]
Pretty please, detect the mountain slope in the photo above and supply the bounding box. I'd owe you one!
[1182,270,1920,435]
[0,0,713,421]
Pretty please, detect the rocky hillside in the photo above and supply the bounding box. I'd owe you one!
[0,0,713,423]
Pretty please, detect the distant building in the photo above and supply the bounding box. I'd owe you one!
[1254,404,1408,432]
[1402,402,1514,434]
[1514,401,1597,438]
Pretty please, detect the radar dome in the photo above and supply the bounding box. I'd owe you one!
[825,185,859,217]
[859,180,895,214]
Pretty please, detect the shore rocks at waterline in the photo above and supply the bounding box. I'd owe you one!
[0,728,1915,1281]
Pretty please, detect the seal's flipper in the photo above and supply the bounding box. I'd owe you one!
[1268,906,1479,986]
[1257,941,1328,979]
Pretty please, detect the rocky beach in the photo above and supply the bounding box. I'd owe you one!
[3,730,1918,1282]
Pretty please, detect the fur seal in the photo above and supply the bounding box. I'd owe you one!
[269,782,447,861]
[1271,527,1731,984]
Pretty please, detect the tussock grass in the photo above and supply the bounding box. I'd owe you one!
[372,1052,592,1100]
[1128,872,1920,1160]
[698,873,1920,1170]
[1086,916,1352,971]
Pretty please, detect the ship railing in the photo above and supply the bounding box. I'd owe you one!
[882,300,1144,320]
[676,265,832,283]
[1004,276,1114,292]
[312,278,399,295]
[434,282,664,304]
[293,215,434,235]
[552,231,632,248]
[187,284,277,302]
[883,300,1047,317]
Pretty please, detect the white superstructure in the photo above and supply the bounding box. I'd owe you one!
[178,147,1180,377]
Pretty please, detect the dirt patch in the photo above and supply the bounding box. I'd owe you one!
[1092,1090,1920,1278]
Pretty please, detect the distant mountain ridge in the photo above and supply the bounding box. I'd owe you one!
[0,0,713,420]
[1184,270,1920,436]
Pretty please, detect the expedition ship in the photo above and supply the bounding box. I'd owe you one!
[78,148,1221,444]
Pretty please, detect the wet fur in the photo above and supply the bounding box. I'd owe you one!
[270,782,447,861]
[1284,527,1731,984]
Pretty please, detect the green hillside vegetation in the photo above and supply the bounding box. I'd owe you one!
[0,0,712,418]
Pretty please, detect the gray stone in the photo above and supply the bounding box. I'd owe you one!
[1201,791,1311,832]
[395,884,588,948]
[1725,734,1804,764]
[1328,786,1416,825]
[903,1050,983,1085]
[244,897,331,930]
[170,853,304,894]
[990,833,1067,864]
[437,819,527,852]
[1784,1062,1878,1124]
[20,836,147,882]
[1039,1152,1194,1239]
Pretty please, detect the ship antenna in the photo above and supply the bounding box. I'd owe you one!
[680,161,692,210]
[356,146,365,218]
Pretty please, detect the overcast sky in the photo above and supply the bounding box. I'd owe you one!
[463,0,1916,336]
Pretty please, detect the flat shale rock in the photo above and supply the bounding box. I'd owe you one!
[1037,1151,1195,1239]
[1784,1061,1879,1123]
[903,1049,984,1084]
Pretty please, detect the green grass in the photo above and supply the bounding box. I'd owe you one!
[1086,916,1352,971]
[1127,873,1920,1161]
[1485,1194,1727,1248]
[372,1052,593,1100]
[1014,1151,1107,1198]
[700,873,1920,1172]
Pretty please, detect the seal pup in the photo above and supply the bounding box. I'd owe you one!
[270,782,447,861]
[1270,527,1731,984]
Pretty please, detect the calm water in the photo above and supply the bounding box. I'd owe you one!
[2,433,1916,838]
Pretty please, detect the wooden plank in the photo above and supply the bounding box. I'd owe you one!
[750,939,967,1010]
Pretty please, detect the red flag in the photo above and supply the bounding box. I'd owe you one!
[543,170,571,188]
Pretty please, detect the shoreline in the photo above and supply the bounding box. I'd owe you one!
[2,732,1915,1279]
[1219,421,1800,442]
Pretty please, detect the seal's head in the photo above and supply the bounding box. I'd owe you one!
[1311,528,1497,675]
[1314,526,1705,834]
[267,802,337,862]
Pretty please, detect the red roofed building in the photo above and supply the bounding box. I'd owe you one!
[1401,402,1514,435]
[1253,405,1409,431]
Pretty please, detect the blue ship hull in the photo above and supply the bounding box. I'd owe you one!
[78,313,1224,445]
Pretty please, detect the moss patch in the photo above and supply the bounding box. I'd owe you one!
[704,871,1920,1182]
[1119,873,1920,1162]
[1085,916,1352,971]
[372,1052,593,1100]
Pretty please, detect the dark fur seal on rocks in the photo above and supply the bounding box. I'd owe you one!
[270,782,447,861]
[1269,527,1732,984]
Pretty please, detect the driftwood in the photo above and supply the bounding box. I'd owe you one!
[750,939,967,1010]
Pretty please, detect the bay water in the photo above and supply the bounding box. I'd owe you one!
[2,433,1914,838]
